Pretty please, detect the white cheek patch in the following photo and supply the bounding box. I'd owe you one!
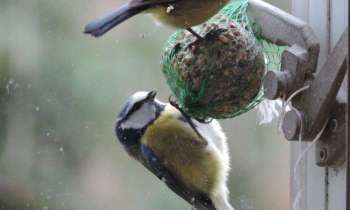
[121,103,156,129]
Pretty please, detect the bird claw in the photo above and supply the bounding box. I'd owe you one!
[186,28,204,41]
[168,95,213,124]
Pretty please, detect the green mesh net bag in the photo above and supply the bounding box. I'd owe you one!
[161,0,286,120]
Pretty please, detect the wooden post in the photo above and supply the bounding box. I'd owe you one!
[290,1,348,210]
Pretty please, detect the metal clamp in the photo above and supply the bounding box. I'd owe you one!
[248,0,320,99]
[248,0,348,167]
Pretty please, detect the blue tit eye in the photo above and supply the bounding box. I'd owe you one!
[125,101,144,119]
[118,100,144,121]
[117,91,157,122]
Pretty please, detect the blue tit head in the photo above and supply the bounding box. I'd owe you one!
[115,91,164,147]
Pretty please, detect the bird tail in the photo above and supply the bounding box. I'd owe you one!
[84,3,150,37]
[211,193,235,210]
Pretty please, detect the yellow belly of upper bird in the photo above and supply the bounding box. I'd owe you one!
[142,111,219,193]
[148,0,229,28]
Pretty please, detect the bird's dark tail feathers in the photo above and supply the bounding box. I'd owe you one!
[84,3,149,37]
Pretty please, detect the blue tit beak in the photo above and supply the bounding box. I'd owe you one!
[146,90,157,101]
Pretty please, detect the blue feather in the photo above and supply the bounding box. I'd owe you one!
[140,144,216,210]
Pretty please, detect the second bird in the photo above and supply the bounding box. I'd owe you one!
[84,0,230,38]
[115,91,235,210]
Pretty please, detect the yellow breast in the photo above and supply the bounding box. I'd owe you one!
[148,0,229,28]
[142,109,219,193]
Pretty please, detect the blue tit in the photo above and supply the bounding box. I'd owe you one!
[115,91,234,210]
[84,0,229,38]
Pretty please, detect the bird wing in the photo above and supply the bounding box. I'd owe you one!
[84,0,180,37]
[140,144,217,210]
[129,0,178,9]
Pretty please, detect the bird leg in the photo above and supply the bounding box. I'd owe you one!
[168,95,189,119]
[168,95,212,125]
[187,28,204,40]
[168,95,203,139]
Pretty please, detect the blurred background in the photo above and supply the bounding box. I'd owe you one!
[0,0,291,210]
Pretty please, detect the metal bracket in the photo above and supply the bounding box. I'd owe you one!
[286,31,347,167]
[316,99,346,167]
[248,0,348,167]
[248,0,319,98]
